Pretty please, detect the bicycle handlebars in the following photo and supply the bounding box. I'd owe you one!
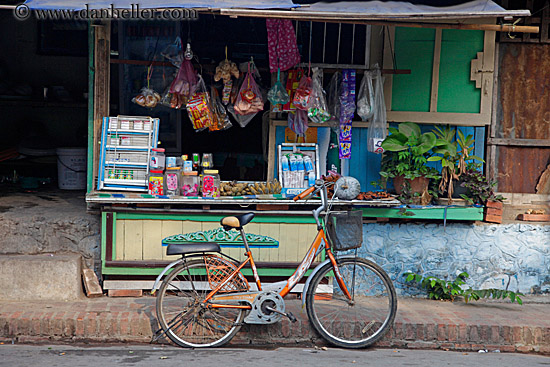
[293,180,330,229]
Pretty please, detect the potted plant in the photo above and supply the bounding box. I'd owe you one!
[427,126,483,203]
[379,122,440,200]
[459,163,505,223]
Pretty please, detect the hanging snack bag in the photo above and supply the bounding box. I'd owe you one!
[234,63,264,116]
[357,71,375,121]
[132,87,162,108]
[209,86,233,132]
[307,69,330,123]
[186,75,214,131]
[292,75,312,110]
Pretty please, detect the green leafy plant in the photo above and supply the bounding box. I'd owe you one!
[380,122,441,181]
[403,271,522,304]
[459,164,505,205]
[427,126,483,201]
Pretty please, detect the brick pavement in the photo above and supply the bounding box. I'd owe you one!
[0,296,549,354]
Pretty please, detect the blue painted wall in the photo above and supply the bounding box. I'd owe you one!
[273,124,486,192]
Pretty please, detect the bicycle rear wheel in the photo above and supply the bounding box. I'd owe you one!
[305,257,397,348]
[156,259,245,348]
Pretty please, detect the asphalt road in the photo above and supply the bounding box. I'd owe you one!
[0,345,549,367]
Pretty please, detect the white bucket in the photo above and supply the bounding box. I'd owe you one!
[56,148,87,190]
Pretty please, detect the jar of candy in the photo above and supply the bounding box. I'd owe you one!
[150,148,165,171]
[202,169,220,198]
[181,171,199,196]
[148,170,164,195]
[165,167,180,196]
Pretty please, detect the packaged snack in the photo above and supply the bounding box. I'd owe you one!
[186,76,214,131]
[169,59,198,107]
[209,86,233,132]
[307,68,330,123]
[292,75,312,110]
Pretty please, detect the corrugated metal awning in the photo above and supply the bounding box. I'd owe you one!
[23,0,297,10]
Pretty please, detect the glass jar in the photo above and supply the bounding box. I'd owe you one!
[202,169,220,198]
[148,170,164,195]
[150,148,165,171]
[201,153,214,171]
[165,167,181,196]
[181,171,199,196]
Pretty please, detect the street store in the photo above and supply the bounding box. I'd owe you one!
[21,0,541,292]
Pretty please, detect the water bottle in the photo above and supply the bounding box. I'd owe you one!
[297,156,305,172]
[304,156,314,173]
[281,155,290,172]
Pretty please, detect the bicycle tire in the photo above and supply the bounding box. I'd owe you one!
[305,257,397,348]
[156,259,245,348]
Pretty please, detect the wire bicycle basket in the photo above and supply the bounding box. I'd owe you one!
[204,255,250,293]
[325,210,363,251]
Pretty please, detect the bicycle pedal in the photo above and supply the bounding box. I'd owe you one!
[286,312,297,323]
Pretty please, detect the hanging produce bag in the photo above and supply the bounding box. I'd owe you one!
[169,59,198,108]
[367,67,387,153]
[307,68,330,123]
[234,63,264,116]
[357,71,375,121]
[186,75,214,131]
[267,68,290,106]
[292,75,312,110]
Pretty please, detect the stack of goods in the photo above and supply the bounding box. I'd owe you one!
[281,153,316,188]
[356,191,392,201]
[219,180,282,197]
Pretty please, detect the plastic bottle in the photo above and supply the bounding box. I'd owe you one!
[150,148,165,171]
[304,156,314,173]
[308,171,316,186]
[281,155,290,172]
[297,155,305,172]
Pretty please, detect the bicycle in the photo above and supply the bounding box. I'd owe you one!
[151,179,397,348]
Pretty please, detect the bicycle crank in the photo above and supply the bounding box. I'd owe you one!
[265,306,297,323]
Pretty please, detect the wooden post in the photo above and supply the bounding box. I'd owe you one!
[93,21,111,191]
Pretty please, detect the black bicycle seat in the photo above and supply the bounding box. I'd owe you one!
[220,212,255,230]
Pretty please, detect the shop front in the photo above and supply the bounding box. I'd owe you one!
[59,0,543,293]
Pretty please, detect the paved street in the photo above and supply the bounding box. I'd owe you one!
[0,345,549,367]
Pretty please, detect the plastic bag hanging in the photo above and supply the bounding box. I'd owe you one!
[367,66,387,154]
[357,71,375,121]
[326,71,342,132]
[288,109,308,135]
[209,86,232,132]
[234,62,264,116]
[267,68,290,106]
[307,68,330,123]
[186,75,214,131]
[292,74,313,110]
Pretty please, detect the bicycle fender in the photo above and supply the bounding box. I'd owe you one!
[150,259,185,295]
[301,255,357,308]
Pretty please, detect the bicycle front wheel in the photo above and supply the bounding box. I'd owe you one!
[306,257,397,348]
[156,259,245,348]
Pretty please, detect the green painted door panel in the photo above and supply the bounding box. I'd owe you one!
[392,27,435,112]
[437,29,483,113]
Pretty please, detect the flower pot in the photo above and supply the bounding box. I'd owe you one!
[393,175,429,195]
[452,179,469,199]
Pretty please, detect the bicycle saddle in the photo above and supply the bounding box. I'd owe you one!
[220,212,255,230]
[166,242,221,256]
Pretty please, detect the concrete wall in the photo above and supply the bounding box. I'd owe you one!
[357,222,550,295]
[0,193,100,271]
